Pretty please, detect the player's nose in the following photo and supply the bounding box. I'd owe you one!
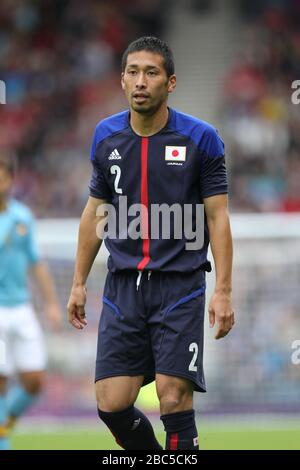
[135,73,147,88]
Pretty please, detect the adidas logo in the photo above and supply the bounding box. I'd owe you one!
[131,418,141,431]
[108,148,122,160]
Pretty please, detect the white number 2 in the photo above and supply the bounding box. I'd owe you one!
[189,342,198,372]
[110,165,123,194]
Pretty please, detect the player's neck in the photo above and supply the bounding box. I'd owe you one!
[130,105,169,137]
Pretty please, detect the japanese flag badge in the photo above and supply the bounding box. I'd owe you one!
[165,146,186,162]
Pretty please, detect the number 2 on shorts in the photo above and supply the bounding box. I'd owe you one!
[189,342,198,372]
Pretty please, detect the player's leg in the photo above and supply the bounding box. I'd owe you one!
[156,374,194,415]
[97,375,162,450]
[0,376,9,450]
[6,370,45,431]
[96,375,144,412]
[150,269,207,450]
[156,374,198,450]
[6,304,47,431]
[0,306,12,450]
[96,271,162,450]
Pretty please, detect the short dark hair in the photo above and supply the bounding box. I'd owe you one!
[0,156,16,176]
[121,36,175,78]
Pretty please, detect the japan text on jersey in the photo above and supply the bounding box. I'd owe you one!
[89,107,228,272]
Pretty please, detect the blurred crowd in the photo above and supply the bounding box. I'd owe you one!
[1,0,299,216]
[0,0,168,216]
[223,0,300,212]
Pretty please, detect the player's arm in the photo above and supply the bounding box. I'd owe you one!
[30,262,63,330]
[204,193,234,340]
[67,196,108,330]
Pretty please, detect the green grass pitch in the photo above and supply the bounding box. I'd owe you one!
[11,424,300,450]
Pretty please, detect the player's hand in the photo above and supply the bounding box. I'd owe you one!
[46,302,63,331]
[67,285,88,330]
[208,291,235,340]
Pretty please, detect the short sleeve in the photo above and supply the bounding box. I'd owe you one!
[199,127,228,198]
[89,159,112,200]
[89,126,112,200]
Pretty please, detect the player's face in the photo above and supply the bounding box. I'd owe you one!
[0,166,13,201]
[121,51,176,115]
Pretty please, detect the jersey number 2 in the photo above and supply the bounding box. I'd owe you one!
[110,165,123,194]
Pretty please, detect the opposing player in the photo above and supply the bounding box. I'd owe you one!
[0,157,62,450]
[67,36,234,450]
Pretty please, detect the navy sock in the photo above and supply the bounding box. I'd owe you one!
[160,409,199,450]
[98,405,162,450]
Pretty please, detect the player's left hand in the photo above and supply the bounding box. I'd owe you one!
[45,302,64,331]
[208,291,235,340]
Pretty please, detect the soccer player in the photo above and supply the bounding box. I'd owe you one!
[0,157,62,450]
[67,36,234,450]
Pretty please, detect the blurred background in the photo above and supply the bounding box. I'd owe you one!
[0,0,300,449]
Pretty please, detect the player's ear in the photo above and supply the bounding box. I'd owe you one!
[167,74,176,94]
[121,72,125,91]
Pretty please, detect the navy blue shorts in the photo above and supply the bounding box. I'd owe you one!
[95,268,207,392]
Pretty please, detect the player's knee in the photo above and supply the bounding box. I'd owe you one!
[96,383,134,413]
[157,378,193,415]
[159,394,192,415]
[22,375,45,395]
[97,396,134,413]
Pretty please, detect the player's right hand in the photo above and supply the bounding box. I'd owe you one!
[208,290,235,340]
[67,285,88,330]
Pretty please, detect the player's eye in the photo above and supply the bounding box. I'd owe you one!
[148,71,158,76]
[127,70,137,75]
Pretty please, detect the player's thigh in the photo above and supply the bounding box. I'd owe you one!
[14,304,47,373]
[96,271,154,385]
[152,270,207,394]
[96,375,144,412]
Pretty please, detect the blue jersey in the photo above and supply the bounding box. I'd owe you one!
[89,107,228,272]
[0,199,40,306]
